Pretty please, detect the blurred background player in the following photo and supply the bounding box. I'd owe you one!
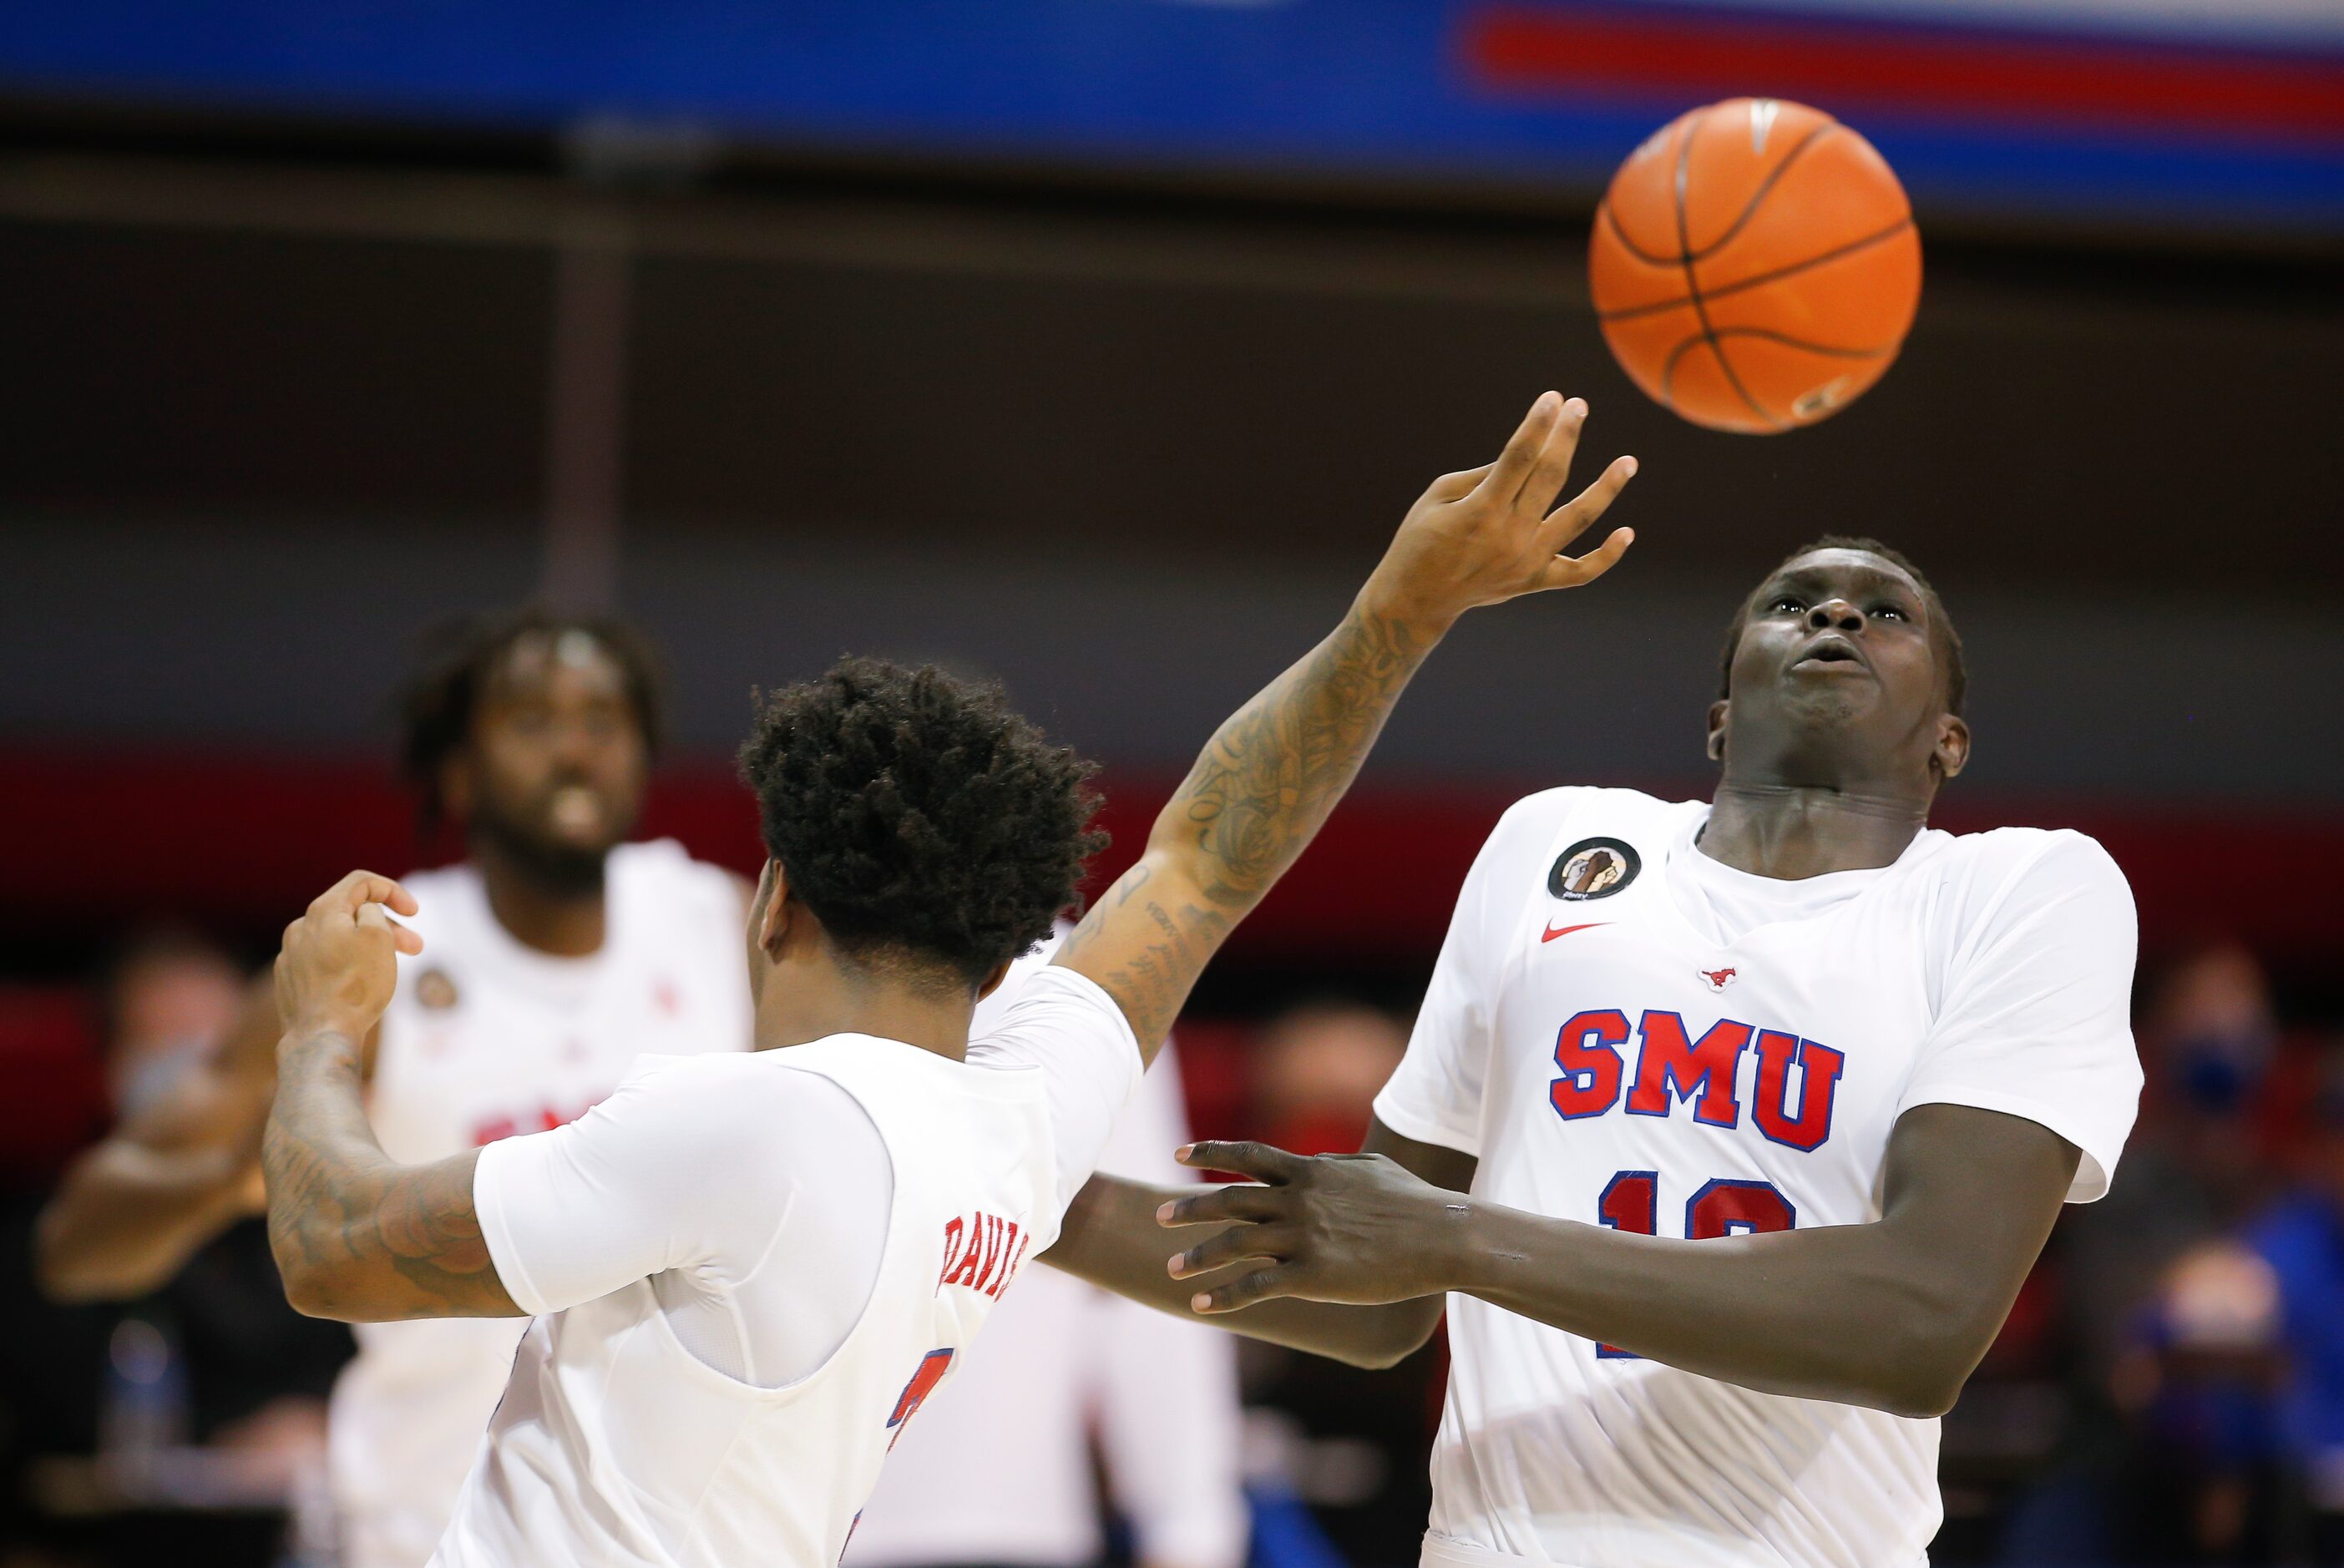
[34,610,752,1568]
[850,930,1248,1568]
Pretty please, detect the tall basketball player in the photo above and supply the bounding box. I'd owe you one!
[1045,539,2144,1568]
[37,612,751,1568]
[254,391,1638,1566]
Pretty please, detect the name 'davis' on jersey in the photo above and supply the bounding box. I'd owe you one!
[1550,1009,1845,1151]
[934,1211,1032,1300]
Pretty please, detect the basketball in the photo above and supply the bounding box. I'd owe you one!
[1589,99,1921,435]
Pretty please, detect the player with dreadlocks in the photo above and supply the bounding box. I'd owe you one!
[37,610,756,1568]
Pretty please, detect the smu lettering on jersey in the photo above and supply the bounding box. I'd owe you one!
[329,841,749,1568]
[1375,787,2141,1568]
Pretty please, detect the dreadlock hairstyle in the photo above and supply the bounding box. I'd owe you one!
[396,608,666,832]
[1715,535,1967,717]
[737,657,1106,993]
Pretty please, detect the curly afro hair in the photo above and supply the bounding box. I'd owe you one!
[737,657,1107,991]
[1716,534,1967,717]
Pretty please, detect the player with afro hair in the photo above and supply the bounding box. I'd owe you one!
[737,657,1106,993]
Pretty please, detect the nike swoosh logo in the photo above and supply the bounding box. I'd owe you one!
[1542,921,1609,943]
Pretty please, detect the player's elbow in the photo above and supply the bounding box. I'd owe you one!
[1869,1363,1967,1420]
[33,1211,128,1305]
[1331,1300,1444,1371]
[271,1248,335,1319]
[1864,1289,2001,1419]
[269,1226,363,1323]
[277,1261,371,1323]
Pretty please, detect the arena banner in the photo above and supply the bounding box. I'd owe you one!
[2,0,2338,230]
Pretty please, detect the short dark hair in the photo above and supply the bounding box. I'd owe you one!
[397,608,666,831]
[1715,535,1966,717]
[737,657,1106,991]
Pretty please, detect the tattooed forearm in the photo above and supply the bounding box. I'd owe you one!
[1173,604,1429,906]
[1057,599,1437,1053]
[263,1029,519,1322]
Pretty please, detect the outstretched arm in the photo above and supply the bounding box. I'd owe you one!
[262,872,519,1323]
[1054,392,1636,1058]
[1161,1104,2077,1417]
[1041,1116,1475,1368]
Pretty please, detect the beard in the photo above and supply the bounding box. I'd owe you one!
[468,796,614,900]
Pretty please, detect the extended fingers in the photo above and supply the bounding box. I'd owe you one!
[1468,392,1563,507]
[1177,1140,1306,1185]
[1541,526,1637,590]
[1537,453,1639,555]
[1188,1267,1297,1315]
[1168,1222,1295,1279]
[1156,1182,1287,1228]
[1512,397,1589,516]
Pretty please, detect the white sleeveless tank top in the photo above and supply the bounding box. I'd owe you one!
[433,1035,1066,1568]
[327,840,749,1562]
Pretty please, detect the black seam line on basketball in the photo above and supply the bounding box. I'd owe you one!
[1599,119,1835,270]
[1599,198,1681,270]
[1596,216,1916,325]
[1704,326,1896,358]
[1660,331,1703,407]
[1664,329,1890,398]
[1673,105,1780,432]
[1599,116,1698,266]
[1683,121,1841,266]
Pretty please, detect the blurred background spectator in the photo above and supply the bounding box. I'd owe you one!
[0,934,350,1568]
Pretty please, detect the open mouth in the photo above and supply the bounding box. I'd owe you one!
[1790,636,1867,673]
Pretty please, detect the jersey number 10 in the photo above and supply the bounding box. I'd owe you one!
[1594,1171,1795,1358]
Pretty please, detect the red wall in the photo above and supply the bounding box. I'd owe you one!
[5,746,2335,969]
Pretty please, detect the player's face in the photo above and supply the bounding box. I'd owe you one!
[452,632,650,883]
[1717,549,1958,781]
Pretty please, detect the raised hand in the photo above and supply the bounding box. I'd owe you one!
[1053,394,1642,1057]
[1359,392,1637,635]
[1157,1141,1466,1313]
[274,871,423,1042]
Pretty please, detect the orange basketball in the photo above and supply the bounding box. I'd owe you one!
[1589,99,1921,435]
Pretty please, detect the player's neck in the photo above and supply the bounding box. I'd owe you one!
[476,847,608,958]
[752,965,976,1061]
[1700,778,1930,880]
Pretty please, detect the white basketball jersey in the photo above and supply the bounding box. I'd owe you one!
[1374,788,2142,1568]
[438,964,1140,1568]
[328,839,750,1568]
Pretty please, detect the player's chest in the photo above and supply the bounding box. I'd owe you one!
[1476,856,1933,1202]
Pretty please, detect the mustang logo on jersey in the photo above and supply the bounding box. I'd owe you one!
[1549,1008,1844,1151]
[935,1211,1031,1300]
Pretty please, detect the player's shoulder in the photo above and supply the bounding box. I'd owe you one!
[969,921,1072,1035]
[1922,824,2135,930]
[604,1050,861,1148]
[1930,822,2129,891]
[610,838,748,912]
[1486,786,1697,853]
